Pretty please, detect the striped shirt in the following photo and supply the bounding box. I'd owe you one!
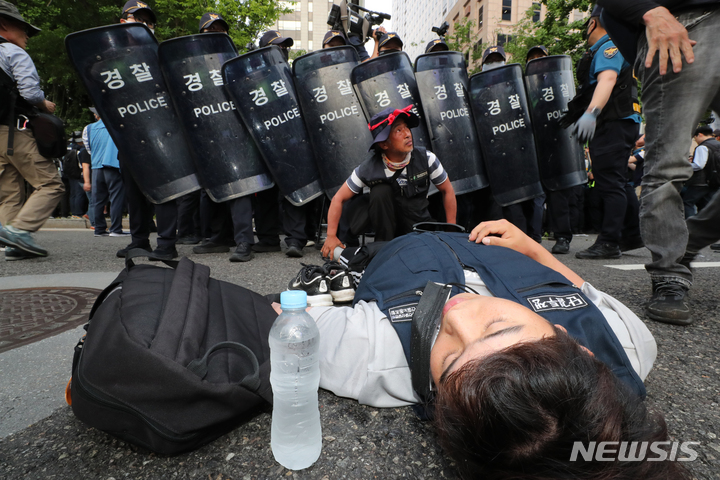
[346,150,448,194]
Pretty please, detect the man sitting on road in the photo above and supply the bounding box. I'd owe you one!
[321,105,456,260]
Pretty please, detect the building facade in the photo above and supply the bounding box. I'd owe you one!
[392,0,460,61]
[445,1,588,65]
[273,0,370,53]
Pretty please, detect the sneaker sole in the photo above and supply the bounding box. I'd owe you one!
[193,246,230,254]
[286,248,304,258]
[331,289,355,303]
[252,244,282,252]
[229,253,254,262]
[306,294,334,307]
[574,252,621,260]
[645,309,693,326]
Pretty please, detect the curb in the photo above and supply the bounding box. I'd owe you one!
[42,217,130,230]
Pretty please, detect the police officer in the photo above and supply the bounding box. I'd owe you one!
[321,105,457,260]
[369,29,403,60]
[571,6,642,260]
[481,45,542,242]
[116,0,179,260]
[0,1,64,260]
[481,45,506,71]
[425,38,449,54]
[524,45,570,253]
[199,12,229,33]
[259,30,292,59]
[250,30,311,258]
[526,44,548,62]
[322,29,347,48]
[190,12,259,262]
[177,12,232,248]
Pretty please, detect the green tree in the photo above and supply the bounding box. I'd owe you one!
[502,0,593,69]
[11,0,290,132]
[445,17,485,75]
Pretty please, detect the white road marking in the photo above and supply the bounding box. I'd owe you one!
[605,262,720,270]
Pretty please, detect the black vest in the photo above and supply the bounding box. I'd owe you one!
[354,232,646,404]
[575,37,640,125]
[700,137,720,188]
[355,147,431,199]
[355,147,433,224]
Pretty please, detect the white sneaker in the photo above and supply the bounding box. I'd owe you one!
[109,231,131,237]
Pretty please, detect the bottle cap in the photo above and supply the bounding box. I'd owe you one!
[280,290,308,309]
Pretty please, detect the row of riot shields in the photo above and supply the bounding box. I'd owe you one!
[66,23,585,209]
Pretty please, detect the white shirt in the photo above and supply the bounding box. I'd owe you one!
[309,274,657,408]
[692,145,709,171]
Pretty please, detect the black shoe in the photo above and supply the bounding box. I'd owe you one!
[176,234,202,245]
[116,244,152,258]
[646,280,691,326]
[192,241,230,254]
[149,247,179,261]
[288,263,333,306]
[229,242,254,262]
[619,236,645,252]
[286,245,304,258]
[575,242,621,259]
[324,261,355,303]
[711,243,720,251]
[551,237,570,254]
[4,246,39,261]
[252,242,281,253]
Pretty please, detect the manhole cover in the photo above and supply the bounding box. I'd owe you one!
[0,287,101,354]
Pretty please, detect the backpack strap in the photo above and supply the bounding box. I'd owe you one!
[186,341,261,391]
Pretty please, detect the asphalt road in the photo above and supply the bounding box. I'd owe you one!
[1,229,719,479]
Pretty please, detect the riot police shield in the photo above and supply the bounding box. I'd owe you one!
[222,46,323,206]
[468,64,543,206]
[65,24,199,204]
[293,46,371,198]
[351,52,430,149]
[525,55,586,191]
[414,51,488,195]
[158,33,273,203]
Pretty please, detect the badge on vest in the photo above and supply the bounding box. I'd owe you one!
[526,293,588,313]
[603,47,618,59]
[388,303,418,322]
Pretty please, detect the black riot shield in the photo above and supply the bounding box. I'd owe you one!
[468,64,543,206]
[351,52,430,149]
[158,34,273,203]
[222,46,323,206]
[414,51,488,195]
[65,24,199,204]
[293,46,372,198]
[525,55,587,191]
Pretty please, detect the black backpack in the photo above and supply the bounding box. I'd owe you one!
[68,252,276,455]
[62,147,83,180]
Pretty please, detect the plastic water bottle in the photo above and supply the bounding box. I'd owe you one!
[269,290,322,470]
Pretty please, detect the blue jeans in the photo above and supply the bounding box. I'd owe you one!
[92,167,126,234]
[636,7,720,287]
